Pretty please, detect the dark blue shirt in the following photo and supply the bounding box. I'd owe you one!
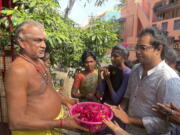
[98,67,131,105]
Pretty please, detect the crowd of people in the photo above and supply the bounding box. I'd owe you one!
[4,20,180,135]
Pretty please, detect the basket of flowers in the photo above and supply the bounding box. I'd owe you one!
[69,102,113,132]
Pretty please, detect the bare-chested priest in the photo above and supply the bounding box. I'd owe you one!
[5,20,87,135]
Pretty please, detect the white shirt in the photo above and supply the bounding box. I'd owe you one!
[124,61,180,135]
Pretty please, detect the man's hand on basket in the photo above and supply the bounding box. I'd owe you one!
[65,98,79,109]
[105,104,131,124]
[62,114,89,132]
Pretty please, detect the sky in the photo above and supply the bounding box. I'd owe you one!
[59,0,120,26]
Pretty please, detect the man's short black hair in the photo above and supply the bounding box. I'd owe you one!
[138,27,168,59]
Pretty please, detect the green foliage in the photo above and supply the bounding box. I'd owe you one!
[0,0,119,68]
[0,19,10,49]
[114,0,126,10]
[82,20,118,62]
[79,0,109,7]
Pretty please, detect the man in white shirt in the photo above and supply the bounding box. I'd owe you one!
[110,27,180,135]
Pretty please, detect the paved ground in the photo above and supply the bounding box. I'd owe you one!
[53,71,74,98]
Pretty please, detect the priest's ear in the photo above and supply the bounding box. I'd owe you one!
[17,37,26,49]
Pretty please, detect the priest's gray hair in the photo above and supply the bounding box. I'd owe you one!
[15,20,44,41]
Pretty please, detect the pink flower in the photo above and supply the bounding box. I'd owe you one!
[72,103,111,122]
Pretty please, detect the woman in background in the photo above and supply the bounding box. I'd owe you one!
[71,50,98,101]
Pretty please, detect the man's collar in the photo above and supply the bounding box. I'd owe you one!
[147,61,165,76]
[139,61,165,79]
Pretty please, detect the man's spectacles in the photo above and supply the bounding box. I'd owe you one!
[22,35,47,43]
[30,37,46,43]
[135,45,153,51]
